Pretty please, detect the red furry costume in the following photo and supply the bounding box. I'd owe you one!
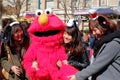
[22,9,78,80]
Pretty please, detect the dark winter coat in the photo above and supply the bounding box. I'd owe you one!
[67,52,90,71]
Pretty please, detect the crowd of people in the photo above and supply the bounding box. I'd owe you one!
[0,10,120,80]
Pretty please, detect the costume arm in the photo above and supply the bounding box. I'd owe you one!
[22,45,36,79]
[75,40,120,80]
[57,46,67,60]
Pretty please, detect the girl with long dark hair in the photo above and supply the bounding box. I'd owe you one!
[0,21,30,80]
[57,19,90,71]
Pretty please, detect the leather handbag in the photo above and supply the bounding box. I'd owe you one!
[1,44,12,79]
[2,68,9,79]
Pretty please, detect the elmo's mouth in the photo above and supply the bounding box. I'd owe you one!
[34,30,60,37]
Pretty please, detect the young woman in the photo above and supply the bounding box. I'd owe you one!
[0,21,30,80]
[69,15,120,80]
[57,19,90,71]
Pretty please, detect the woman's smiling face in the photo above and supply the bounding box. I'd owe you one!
[92,27,103,39]
[13,27,24,43]
[63,31,72,44]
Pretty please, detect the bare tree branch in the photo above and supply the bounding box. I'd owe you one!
[13,0,16,4]
[2,0,27,18]
[4,0,15,5]
[21,0,26,5]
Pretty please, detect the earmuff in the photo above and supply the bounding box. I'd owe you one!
[67,19,78,28]
[98,16,110,29]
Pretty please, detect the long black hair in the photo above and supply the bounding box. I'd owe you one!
[2,22,30,49]
[63,20,85,55]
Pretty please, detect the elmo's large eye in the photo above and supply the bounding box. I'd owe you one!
[35,10,43,16]
[45,8,53,14]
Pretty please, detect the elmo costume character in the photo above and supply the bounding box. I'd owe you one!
[22,8,78,80]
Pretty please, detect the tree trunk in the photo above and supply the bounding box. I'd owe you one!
[26,0,28,11]
[0,0,3,29]
[16,0,21,18]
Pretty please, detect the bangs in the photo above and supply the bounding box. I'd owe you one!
[89,20,106,33]
[65,27,75,36]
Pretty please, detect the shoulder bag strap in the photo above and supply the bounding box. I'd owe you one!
[4,44,12,63]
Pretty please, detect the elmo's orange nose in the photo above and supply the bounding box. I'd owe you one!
[38,14,48,25]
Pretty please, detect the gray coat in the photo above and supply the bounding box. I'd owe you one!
[75,38,120,80]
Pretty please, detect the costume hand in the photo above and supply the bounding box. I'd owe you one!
[68,75,76,80]
[56,60,62,68]
[32,61,39,70]
[11,66,21,76]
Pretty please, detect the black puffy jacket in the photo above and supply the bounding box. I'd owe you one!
[67,52,90,71]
